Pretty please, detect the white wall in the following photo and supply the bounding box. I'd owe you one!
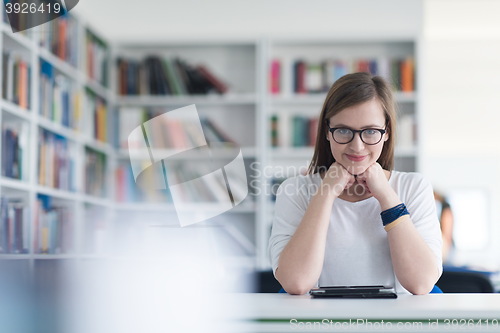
[74,0,422,41]
[421,0,500,267]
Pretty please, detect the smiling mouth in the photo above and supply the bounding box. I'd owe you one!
[346,154,367,162]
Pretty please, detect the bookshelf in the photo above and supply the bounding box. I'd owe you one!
[0,7,114,291]
[112,41,261,266]
[0,8,421,275]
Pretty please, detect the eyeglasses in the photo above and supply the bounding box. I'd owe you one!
[328,126,386,145]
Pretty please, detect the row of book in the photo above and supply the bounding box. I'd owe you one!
[269,57,415,94]
[39,59,82,129]
[2,51,31,109]
[270,114,319,148]
[33,195,72,254]
[84,89,108,143]
[115,160,248,205]
[86,30,109,86]
[0,197,29,254]
[115,163,171,203]
[1,121,29,180]
[84,148,107,197]
[116,56,228,96]
[38,15,78,67]
[38,129,75,191]
[119,107,236,150]
[0,195,106,255]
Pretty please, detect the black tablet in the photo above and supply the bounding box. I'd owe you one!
[309,285,397,298]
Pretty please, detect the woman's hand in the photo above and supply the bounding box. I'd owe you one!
[322,162,356,197]
[356,163,401,210]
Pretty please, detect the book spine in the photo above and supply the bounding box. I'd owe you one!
[194,65,228,94]
[295,61,306,94]
[401,57,414,92]
[270,59,281,94]
[86,31,108,86]
[0,197,8,253]
[270,115,279,147]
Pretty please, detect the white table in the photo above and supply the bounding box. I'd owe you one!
[221,293,500,332]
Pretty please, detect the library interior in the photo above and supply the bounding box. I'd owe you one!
[1,0,500,332]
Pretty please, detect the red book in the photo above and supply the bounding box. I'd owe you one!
[58,19,67,60]
[270,59,281,94]
[119,59,128,95]
[296,61,307,94]
[356,60,370,73]
[196,65,228,94]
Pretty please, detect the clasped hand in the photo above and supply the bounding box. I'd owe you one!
[322,162,392,200]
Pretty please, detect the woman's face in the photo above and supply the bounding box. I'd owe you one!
[326,98,388,175]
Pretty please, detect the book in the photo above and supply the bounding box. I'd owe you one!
[39,15,78,66]
[269,59,281,94]
[38,130,75,191]
[292,116,308,147]
[85,148,107,197]
[200,118,237,146]
[401,57,415,92]
[1,121,29,180]
[0,197,29,254]
[293,60,307,94]
[86,29,109,86]
[84,89,108,142]
[34,195,73,254]
[270,115,279,147]
[195,64,229,94]
[2,51,30,108]
[162,58,185,95]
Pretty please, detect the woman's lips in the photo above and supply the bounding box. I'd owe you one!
[345,154,367,162]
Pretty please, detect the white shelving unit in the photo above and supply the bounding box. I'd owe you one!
[111,40,263,267]
[0,9,114,282]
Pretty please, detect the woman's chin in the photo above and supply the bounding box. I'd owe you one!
[342,163,369,176]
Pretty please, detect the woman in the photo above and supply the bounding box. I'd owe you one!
[268,72,442,295]
[434,191,454,262]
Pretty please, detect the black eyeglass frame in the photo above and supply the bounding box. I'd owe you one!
[327,126,387,145]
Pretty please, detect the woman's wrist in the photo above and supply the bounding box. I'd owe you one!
[319,183,342,199]
[376,189,401,211]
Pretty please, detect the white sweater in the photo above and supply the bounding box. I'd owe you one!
[268,171,443,294]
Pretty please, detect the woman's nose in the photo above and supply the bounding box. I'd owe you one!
[348,132,365,151]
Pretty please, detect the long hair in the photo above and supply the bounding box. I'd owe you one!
[308,72,397,174]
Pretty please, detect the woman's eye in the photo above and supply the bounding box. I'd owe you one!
[337,128,351,135]
[364,129,377,136]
